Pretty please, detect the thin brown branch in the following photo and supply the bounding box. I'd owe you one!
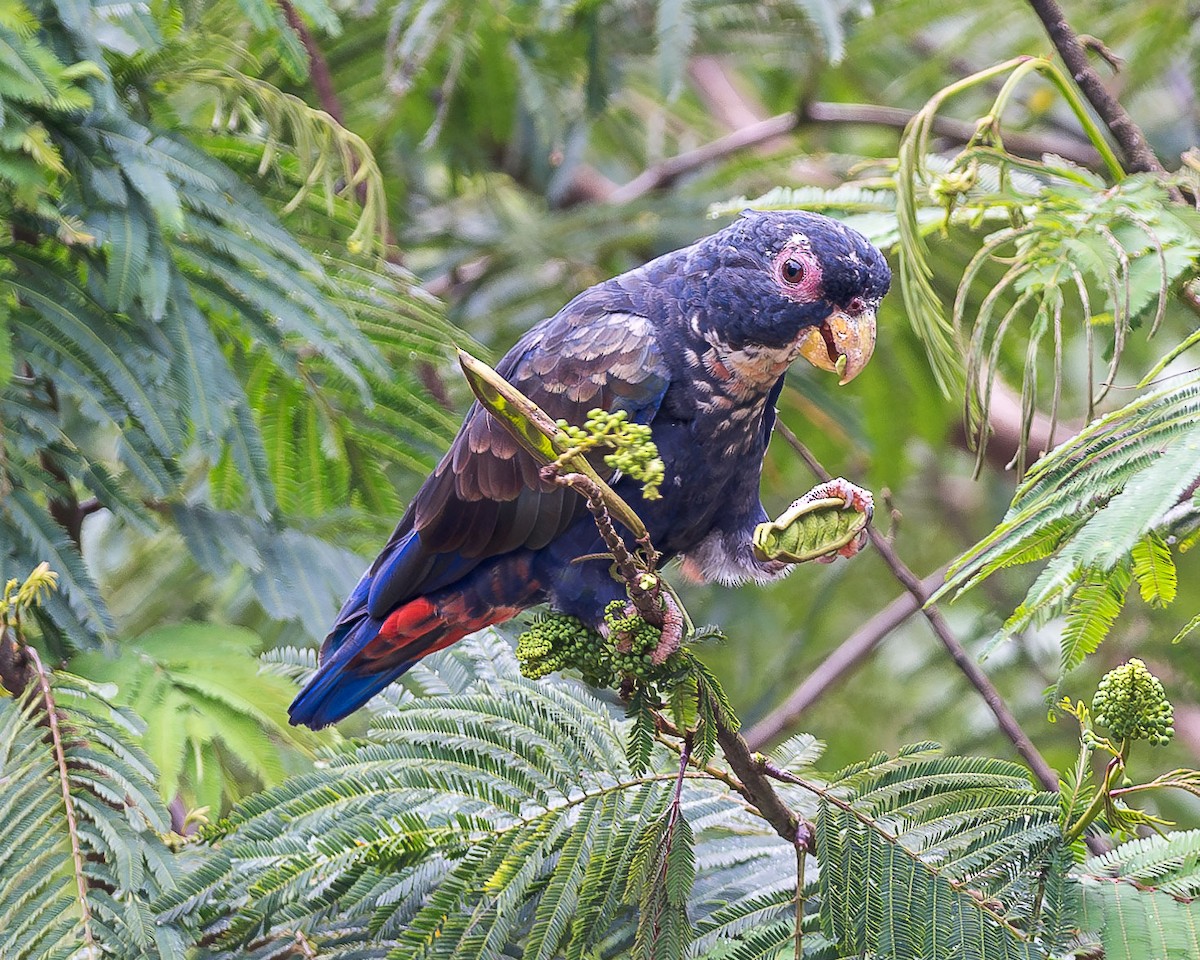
[804,101,1103,169]
[657,732,746,794]
[656,688,801,843]
[546,469,662,623]
[687,57,837,186]
[602,93,1106,211]
[281,0,394,217]
[27,646,95,951]
[1180,282,1200,319]
[1023,0,1163,176]
[745,568,948,751]
[714,723,799,842]
[606,113,800,205]
[688,56,771,132]
[774,421,1060,794]
[555,164,621,208]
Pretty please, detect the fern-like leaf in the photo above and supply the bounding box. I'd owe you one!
[1130,531,1177,608]
[0,666,182,960]
[813,746,1066,959]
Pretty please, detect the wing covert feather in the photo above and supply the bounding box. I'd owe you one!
[366,307,670,617]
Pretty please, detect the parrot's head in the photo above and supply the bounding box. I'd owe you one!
[685,209,890,385]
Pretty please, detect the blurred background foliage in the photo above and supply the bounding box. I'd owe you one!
[3,0,1200,947]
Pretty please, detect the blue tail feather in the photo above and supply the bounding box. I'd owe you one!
[289,611,413,729]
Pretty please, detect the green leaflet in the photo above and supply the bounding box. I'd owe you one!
[1080,830,1200,898]
[1131,531,1178,608]
[1059,563,1130,676]
[1076,877,1200,960]
[815,746,1066,960]
[626,687,658,776]
[631,809,695,960]
[939,376,1200,678]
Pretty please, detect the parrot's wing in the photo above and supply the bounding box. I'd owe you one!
[363,303,671,620]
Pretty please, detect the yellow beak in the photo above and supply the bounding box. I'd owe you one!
[797,308,877,385]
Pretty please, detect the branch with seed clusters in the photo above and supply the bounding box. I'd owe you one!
[457,350,807,845]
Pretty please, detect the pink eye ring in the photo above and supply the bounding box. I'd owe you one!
[773,247,821,299]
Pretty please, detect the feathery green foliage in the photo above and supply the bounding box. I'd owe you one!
[813,744,1070,959]
[1075,875,1200,960]
[1,0,461,656]
[70,623,321,811]
[940,374,1200,677]
[0,566,184,960]
[163,632,798,959]
[1081,830,1200,898]
[165,635,1135,960]
[0,672,187,960]
[15,551,1200,958]
[4,0,1200,955]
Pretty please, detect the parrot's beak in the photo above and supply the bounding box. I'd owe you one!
[797,307,876,385]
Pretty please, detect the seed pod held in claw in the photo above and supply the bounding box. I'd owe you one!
[752,496,870,563]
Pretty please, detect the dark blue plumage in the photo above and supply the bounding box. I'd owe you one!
[289,210,890,728]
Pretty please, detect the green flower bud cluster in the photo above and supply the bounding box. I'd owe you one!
[515,603,683,688]
[516,614,614,687]
[604,600,679,681]
[1091,658,1175,746]
[555,409,665,500]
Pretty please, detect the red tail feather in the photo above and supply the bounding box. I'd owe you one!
[352,595,522,670]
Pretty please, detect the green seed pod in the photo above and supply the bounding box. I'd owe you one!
[752,495,870,563]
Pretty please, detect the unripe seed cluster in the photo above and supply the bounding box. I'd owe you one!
[555,409,665,500]
[516,614,614,688]
[515,603,681,688]
[1091,658,1175,746]
[604,600,680,680]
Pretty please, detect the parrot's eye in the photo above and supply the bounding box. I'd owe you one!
[780,258,806,285]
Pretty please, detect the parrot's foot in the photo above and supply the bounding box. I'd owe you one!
[792,478,873,563]
[651,592,685,665]
[602,592,684,666]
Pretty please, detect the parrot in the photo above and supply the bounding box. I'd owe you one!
[289,209,890,729]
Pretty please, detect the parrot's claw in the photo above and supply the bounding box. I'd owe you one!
[794,477,873,517]
[791,478,873,563]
